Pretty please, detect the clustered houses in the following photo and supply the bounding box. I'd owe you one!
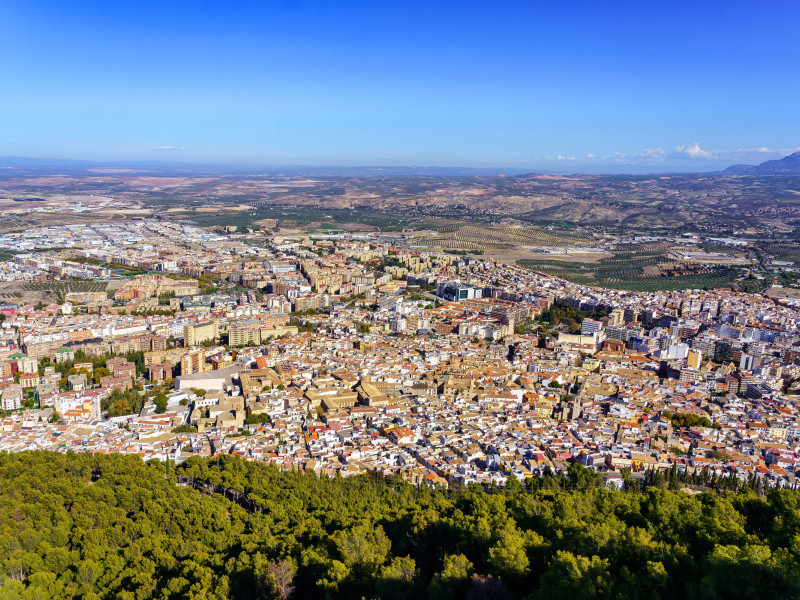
[0,220,799,491]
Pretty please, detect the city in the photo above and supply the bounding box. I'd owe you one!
[0,218,797,491]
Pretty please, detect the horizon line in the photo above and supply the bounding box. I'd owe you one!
[0,154,754,177]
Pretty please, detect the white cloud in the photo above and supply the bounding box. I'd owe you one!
[556,154,575,161]
[580,145,796,164]
[729,146,799,158]
[673,142,712,159]
[640,147,665,159]
[670,144,799,162]
[154,145,187,151]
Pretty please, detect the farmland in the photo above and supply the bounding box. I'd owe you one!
[759,242,800,266]
[15,281,110,303]
[165,206,425,232]
[22,281,108,294]
[408,224,597,265]
[517,243,748,292]
[4,160,800,238]
[417,224,593,252]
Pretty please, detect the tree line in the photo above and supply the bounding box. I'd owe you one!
[0,451,798,600]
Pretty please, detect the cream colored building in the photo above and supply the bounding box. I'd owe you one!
[184,321,219,346]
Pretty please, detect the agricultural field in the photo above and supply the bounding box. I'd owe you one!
[760,242,800,266]
[17,281,110,303]
[22,281,108,293]
[5,164,800,237]
[166,206,421,232]
[700,242,746,255]
[517,243,746,292]
[413,223,594,254]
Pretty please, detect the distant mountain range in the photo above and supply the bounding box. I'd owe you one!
[0,156,532,178]
[722,151,800,175]
[2,152,800,178]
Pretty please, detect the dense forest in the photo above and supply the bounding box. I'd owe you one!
[1,452,799,600]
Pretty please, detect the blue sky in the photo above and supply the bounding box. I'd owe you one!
[1,0,799,172]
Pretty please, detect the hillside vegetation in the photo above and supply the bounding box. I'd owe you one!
[1,452,799,600]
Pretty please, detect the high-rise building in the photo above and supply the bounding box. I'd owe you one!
[184,321,219,346]
[181,349,206,375]
[608,308,625,327]
[581,319,602,336]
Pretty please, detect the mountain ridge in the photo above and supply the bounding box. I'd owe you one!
[722,150,800,175]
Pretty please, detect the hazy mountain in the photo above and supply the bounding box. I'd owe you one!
[0,156,532,178]
[3,153,800,178]
[723,150,800,175]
